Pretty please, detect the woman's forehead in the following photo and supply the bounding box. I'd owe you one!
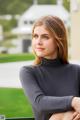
[33,25,53,35]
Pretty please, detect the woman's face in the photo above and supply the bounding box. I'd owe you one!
[32,25,57,59]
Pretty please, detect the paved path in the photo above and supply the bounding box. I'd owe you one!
[0,60,80,88]
[0,61,33,88]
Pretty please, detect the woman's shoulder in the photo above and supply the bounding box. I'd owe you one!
[20,65,37,74]
[68,61,80,71]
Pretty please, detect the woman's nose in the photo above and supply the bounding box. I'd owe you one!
[36,37,42,45]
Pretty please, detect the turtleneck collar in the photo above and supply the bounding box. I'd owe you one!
[40,57,64,67]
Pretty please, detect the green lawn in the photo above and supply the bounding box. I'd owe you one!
[0,53,35,63]
[0,88,33,118]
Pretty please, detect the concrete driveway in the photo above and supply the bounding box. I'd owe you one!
[0,60,33,88]
[0,60,80,88]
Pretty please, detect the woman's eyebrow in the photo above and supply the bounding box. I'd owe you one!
[33,33,49,36]
[39,33,50,36]
[42,34,49,35]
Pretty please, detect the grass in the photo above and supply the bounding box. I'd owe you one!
[0,53,35,63]
[0,88,34,118]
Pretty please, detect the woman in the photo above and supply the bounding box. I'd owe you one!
[20,15,80,120]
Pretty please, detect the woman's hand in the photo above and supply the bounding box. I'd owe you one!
[71,112,80,120]
[49,112,64,120]
[49,111,80,120]
[72,97,80,112]
[49,97,80,120]
[63,111,80,120]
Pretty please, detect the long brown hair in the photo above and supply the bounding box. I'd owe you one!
[32,15,68,65]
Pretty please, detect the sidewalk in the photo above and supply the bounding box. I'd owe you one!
[0,60,80,88]
[0,60,33,88]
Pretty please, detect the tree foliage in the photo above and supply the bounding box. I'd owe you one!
[0,0,70,15]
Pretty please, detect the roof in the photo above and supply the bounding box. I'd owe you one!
[20,4,69,22]
[12,4,70,35]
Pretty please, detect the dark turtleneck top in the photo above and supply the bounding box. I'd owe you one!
[20,58,80,120]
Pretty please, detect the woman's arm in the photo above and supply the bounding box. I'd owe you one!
[71,66,80,112]
[71,97,80,112]
[20,66,73,113]
[49,111,80,120]
[49,65,80,120]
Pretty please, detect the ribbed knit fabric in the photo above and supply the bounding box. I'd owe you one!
[20,58,80,120]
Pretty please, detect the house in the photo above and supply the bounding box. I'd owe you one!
[12,4,70,35]
[11,3,70,53]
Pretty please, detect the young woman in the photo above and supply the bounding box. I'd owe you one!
[20,15,80,120]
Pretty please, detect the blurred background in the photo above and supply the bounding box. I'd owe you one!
[0,0,70,54]
[0,0,80,119]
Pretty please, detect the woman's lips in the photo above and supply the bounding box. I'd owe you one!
[36,48,45,51]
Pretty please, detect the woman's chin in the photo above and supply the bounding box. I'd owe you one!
[36,53,44,58]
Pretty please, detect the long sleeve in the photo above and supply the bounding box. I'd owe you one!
[78,65,80,94]
[20,66,73,113]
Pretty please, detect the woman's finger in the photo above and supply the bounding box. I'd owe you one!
[71,112,79,119]
[72,113,80,120]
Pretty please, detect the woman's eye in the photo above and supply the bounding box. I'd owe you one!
[33,34,38,39]
[43,36,49,39]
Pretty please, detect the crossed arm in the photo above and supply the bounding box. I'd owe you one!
[20,67,80,120]
[49,97,80,120]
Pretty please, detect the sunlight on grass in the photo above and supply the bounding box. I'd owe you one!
[0,53,35,63]
[0,88,33,118]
